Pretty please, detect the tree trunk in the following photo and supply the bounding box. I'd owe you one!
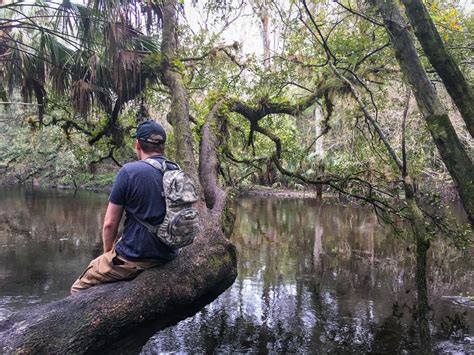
[259,4,271,68]
[199,100,226,210]
[404,179,432,353]
[401,0,474,138]
[159,0,199,187]
[415,232,431,353]
[0,226,237,354]
[373,0,474,228]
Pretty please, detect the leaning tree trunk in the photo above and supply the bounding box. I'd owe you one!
[372,0,474,228]
[401,0,474,138]
[0,227,237,354]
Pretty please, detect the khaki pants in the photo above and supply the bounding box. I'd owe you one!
[71,248,160,294]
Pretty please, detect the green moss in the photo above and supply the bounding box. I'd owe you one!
[143,53,163,70]
[427,114,449,139]
[270,97,292,106]
[170,59,186,72]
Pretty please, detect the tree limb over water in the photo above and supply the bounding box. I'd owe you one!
[0,226,237,354]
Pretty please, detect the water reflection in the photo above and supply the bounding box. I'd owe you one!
[144,198,473,353]
[0,187,106,319]
[0,190,472,353]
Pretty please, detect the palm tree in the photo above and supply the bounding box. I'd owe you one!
[1,0,162,146]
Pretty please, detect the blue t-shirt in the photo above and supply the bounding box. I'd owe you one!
[109,155,178,262]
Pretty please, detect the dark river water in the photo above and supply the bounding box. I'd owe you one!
[0,187,473,354]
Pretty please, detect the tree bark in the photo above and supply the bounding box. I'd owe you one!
[404,179,432,353]
[159,0,199,187]
[0,226,237,354]
[401,0,474,138]
[199,100,226,210]
[373,0,474,227]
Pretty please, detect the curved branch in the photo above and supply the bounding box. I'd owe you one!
[0,227,237,353]
[228,87,327,122]
[88,98,122,145]
[253,124,282,159]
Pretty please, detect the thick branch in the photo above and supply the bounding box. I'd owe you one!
[199,99,226,210]
[228,88,327,122]
[0,227,237,353]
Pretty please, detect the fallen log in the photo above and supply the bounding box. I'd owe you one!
[0,226,237,354]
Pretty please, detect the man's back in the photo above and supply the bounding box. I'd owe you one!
[110,156,178,262]
[71,120,174,294]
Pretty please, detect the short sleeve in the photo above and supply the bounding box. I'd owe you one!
[109,168,129,205]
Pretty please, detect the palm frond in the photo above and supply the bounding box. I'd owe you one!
[71,78,93,116]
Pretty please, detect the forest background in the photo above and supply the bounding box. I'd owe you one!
[0,0,473,351]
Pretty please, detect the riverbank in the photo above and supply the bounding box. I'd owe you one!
[0,174,462,203]
[0,174,114,193]
[237,186,323,199]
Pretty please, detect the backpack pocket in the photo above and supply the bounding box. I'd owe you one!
[164,207,199,248]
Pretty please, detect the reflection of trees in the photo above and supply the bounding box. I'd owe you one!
[0,187,105,245]
[0,187,105,301]
[224,197,473,353]
[233,197,473,296]
[313,205,323,269]
[1,193,471,351]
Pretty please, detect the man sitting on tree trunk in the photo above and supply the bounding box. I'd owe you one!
[71,120,178,293]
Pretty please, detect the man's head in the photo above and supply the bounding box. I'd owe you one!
[134,120,166,158]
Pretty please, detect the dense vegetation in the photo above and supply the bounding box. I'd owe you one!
[0,0,473,352]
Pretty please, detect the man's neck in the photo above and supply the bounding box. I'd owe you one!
[140,152,163,160]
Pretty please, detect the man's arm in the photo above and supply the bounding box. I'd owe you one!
[102,202,124,253]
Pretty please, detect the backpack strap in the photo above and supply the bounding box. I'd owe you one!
[131,214,160,235]
[132,158,180,235]
[143,158,166,173]
[143,158,181,172]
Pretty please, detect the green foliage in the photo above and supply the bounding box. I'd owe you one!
[1,0,472,246]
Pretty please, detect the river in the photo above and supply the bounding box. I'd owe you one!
[0,187,472,353]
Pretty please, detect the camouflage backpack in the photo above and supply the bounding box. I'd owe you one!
[134,158,199,249]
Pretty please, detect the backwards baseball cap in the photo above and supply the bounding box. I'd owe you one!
[133,120,166,144]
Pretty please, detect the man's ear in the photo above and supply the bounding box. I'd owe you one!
[135,139,141,151]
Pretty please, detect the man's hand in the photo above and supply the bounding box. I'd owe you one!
[102,202,124,253]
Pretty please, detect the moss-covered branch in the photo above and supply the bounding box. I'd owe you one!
[228,89,327,122]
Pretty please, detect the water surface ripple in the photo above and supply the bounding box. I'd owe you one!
[0,188,472,353]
